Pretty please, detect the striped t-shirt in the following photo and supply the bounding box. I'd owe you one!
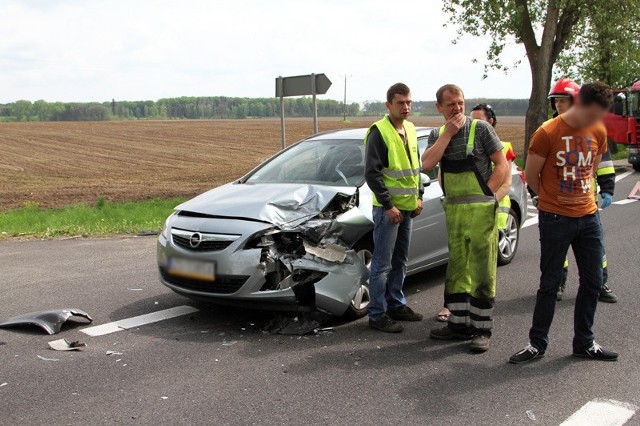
[427,117,503,184]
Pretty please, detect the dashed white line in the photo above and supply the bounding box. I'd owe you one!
[560,399,637,426]
[615,170,634,183]
[81,305,199,337]
[522,215,538,229]
[613,199,638,206]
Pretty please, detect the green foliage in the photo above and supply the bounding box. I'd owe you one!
[555,0,640,88]
[0,97,362,122]
[0,198,187,239]
[442,0,586,156]
[362,99,530,116]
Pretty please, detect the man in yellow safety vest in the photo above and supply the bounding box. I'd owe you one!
[364,83,424,333]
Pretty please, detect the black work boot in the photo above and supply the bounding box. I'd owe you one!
[557,267,569,301]
[369,315,403,333]
[387,305,423,321]
[599,284,618,303]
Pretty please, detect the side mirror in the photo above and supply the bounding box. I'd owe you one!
[420,173,431,187]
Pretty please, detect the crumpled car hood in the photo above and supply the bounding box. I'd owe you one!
[175,183,357,228]
[0,309,93,335]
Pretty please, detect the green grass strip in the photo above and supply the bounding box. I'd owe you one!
[0,198,187,240]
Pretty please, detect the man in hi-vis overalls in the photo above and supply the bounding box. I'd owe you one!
[422,84,508,352]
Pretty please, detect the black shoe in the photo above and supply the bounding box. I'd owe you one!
[556,286,565,301]
[429,326,473,341]
[599,285,618,303]
[388,305,423,322]
[369,315,403,333]
[469,335,490,352]
[573,342,618,361]
[509,343,545,364]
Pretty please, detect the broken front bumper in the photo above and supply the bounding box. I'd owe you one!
[157,216,369,317]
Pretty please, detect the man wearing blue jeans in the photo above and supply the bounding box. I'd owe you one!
[510,82,619,363]
[364,83,424,333]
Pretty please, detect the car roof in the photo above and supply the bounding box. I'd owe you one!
[307,126,435,141]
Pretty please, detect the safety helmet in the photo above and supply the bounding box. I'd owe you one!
[549,78,580,111]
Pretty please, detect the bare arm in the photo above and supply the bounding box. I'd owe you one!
[488,150,509,194]
[495,160,513,200]
[421,113,465,171]
[524,153,547,195]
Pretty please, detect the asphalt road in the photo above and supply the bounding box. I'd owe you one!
[1,169,639,426]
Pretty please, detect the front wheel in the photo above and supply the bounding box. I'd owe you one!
[497,208,520,266]
[633,161,640,172]
[344,247,372,319]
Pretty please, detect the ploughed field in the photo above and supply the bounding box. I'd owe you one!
[0,117,525,210]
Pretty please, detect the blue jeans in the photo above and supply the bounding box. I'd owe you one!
[529,211,604,351]
[368,207,412,321]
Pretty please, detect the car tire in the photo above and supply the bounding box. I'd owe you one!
[344,243,373,319]
[497,208,520,266]
[633,161,640,172]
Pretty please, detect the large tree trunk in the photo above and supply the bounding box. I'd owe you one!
[523,50,554,162]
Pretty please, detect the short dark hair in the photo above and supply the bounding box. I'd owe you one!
[436,84,464,104]
[387,83,411,103]
[472,103,497,127]
[579,82,613,109]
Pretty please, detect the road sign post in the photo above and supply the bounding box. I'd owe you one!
[275,73,332,148]
[276,76,286,149]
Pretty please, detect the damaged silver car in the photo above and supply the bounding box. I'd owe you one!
[157,128,527,318]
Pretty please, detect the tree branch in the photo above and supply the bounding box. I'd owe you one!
[513,0,539,58]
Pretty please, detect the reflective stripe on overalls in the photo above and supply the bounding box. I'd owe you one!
[439,119,498,333]
[496,142,513,230]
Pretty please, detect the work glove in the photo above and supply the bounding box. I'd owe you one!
[599,192,613,209]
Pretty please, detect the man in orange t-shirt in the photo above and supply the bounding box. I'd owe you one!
[510,82,619,364]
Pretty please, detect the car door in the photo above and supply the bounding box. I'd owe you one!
[407,137,449,273]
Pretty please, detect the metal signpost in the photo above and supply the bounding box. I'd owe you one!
[275,73,332,148]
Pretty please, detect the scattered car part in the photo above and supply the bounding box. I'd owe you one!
[48,339,87,351]
[37,355,59,361]
[0,309,93,335]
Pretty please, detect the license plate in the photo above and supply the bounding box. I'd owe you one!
[167,257,215,281]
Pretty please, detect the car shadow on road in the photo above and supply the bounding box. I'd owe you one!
[106,265,449,347]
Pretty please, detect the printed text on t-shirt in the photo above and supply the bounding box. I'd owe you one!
[554,135,594,194]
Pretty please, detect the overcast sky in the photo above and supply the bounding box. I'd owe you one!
[0,0,532,104]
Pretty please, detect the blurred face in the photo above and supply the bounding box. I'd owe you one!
[386,93,412,122]
[436,90,464,119]
[554,97,572,114]
[470,109,495,127]
[574,103,609,129]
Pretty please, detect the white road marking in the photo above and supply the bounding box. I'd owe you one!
[521,170,636,228]
[81,305,199,337]
[560,399,637,426]
[613,199,638,206]
[615,170,634,183]
[522,215,538,229]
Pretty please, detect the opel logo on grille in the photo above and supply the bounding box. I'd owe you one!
[189,232,202,248]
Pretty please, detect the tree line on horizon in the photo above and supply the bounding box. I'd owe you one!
[0,96,529,122]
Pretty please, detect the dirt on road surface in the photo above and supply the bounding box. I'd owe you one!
[0,117,525,210]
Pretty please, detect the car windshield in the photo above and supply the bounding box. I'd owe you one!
[245,139,365,186]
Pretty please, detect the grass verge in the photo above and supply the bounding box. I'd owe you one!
[0,198,186,240]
